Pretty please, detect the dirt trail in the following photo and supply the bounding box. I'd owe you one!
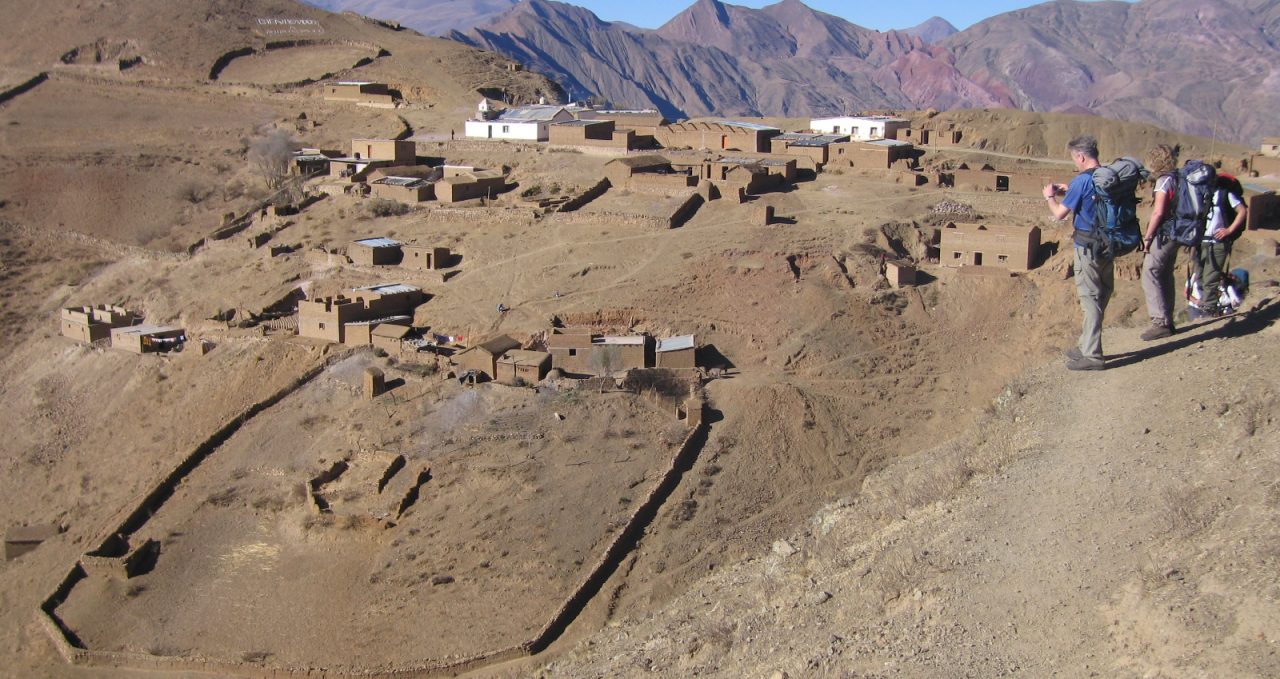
[540,295,1280,678]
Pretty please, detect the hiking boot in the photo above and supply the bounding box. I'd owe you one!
[1065,346,1083,361]
[1065,356,1105,371]
[1139,324,1173,341]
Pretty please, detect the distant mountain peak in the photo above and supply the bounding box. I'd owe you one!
[902,16,958,44]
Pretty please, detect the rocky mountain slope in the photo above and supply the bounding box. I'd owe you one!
[303,0,519,35]
[446,0,1279,144]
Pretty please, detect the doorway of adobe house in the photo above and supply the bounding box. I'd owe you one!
[974,252,984,266]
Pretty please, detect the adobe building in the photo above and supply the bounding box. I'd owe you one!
[654,335,696,369]
[351,139,414,163]
[604,155,696,191]
[291,148,335,176]
[1250,154,1280,177]
[808,116,908,141]
[921,121,963,145]
[297,283,425,344]
[322,81,395,108]
[769,133,850,166]
[546,327,596,375]
[400,244,451,270]
[427,165,507,203]
[939,222,1042,271]
[1260,138,1280,158]
[656,120,781,153]
[703,157,796,194]
[548,119,636,150]
[495,349,552,386]
[348,237,403,266]
[898,127,930,145]
[1249,191,1280,230]
[60,304,139,344]
[371,323,413,356]
[885,260,917,288]
[828,139,916,170]
[110,324,186,354]
[592,336,647,375]
[578,109,670,137]
[454,335,522,381]
[370,176,434,203]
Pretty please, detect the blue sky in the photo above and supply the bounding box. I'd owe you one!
[570,0,1132,31]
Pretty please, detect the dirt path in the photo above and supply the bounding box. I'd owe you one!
[540,295,1280,678]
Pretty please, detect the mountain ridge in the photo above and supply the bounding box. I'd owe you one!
[447,0,1278,144]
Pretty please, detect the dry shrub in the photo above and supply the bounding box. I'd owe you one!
[1161,483,1221,536]
[868,546,920,602]
[366,198,410,218]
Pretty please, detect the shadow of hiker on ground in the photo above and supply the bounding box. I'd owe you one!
[1106,296,1280,369]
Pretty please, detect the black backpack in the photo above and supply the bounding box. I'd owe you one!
[1086,157,1147,257]
[1163,160,1216,246]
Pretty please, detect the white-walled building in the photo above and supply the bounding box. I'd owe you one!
[464,101,578,142]
[809,116,908,141]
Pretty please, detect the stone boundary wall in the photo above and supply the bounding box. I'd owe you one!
[0,71,48,106]
[546,211,668,229]
[528,420,708,651]
[420,206,538,227]
[36,346,708,677]
[0,220,185,264]
[207,40,386,82]
[557,178,610,213]
[668,193,704,229]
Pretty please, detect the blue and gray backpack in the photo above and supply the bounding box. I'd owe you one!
[1163,160,1217,246]
[1087,157,1147,257]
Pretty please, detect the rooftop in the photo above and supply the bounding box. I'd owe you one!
[864,139,913,148]
[776,133,850,147]
[812,115,909,122]
[710,120,781,132]
[554,119,611,127]
[372,177,430,188]
[497,105,570,122]
[716,156,793,167]
[655,335,695,352]
[352,237,403,248]
[595,336,645,346]
[345,315,412,328]
[607,155,671,168]
[351,283,420,295]
[335,81,375,86]
[113,324,181,336]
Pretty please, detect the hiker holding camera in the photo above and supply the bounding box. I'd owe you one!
[1044,135,1111,371]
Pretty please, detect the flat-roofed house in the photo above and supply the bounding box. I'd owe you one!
[495,349,552,385]
[1262,138,1280,158]
[828,139,915,170]
[400,244,451,270]
[370,176,434,203]
[548,119,635,149]
[604,155,696,190]
[435,166,506,203]
[60,304,139,344]
[454,335,522,380]
[110,324,186,354]
[298,283,426,344]
[547,327,595,375]
[769,133,850,166]
[939,222,1042,271]
[323,81,395,108]
[809,116,908,141]
[348,237,403,266]
[654,335,696,369]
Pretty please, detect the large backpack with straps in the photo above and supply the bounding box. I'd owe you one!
[1086,157,1147,257]
[1163,160,1216,246]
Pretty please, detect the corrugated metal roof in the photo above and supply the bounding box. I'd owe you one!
[554,119,610,127]
[595,336,645,346]
[113,324,180,336]
[353,237,402,248]
[717,156,792,167]
[866,139,912,147]
[371,323,412,338]
[335,81,374,86]
[497,105,568,122]
[374,177,429,187]
[352,283,419,295]
[345,314,412,327]
[656,335,695,352]
[711,120,780,132]
[777,133,849,147]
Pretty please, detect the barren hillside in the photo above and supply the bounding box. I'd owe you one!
[0,0,1278,677]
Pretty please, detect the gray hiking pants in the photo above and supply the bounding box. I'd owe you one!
[1141,236,1181,328]
[1075,245,1114,360]
[1198,240,1230,306]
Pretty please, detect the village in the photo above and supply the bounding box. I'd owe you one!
[22,73,1280,678]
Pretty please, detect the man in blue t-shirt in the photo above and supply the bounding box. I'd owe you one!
[1044,135,1110,371]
